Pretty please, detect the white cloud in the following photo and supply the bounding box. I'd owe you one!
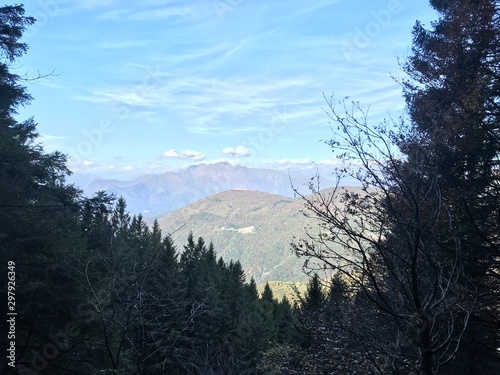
[39,134,66,148]
[75,70,319,132]
[95,9,128,20]
[163,149,179,158]
[163,149,205,161]
[258,157,345,173]
[222,145,252,157]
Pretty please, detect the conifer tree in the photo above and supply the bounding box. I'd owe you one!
[0,6,89,374]
[303,273,325,310]
[261,282,274,302]
[402,1,500,372]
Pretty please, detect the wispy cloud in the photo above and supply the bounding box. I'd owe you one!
[99,40,152,49]
[39,134,66,141]
[38,134,67,152]
[97,5,194,21]
[32,0,429,182]
[285,0,343,20]
[75,73,319,131]
[130,6,193,20]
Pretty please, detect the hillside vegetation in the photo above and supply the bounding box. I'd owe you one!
[153,188,357,284]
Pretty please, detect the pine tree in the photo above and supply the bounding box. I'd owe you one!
[276,296,302,344]
[402,1,500,372]
[261,282,274,302]
[0,6,89,374]
[326,274,347,305]
[246,276,259,302]
[303,273,325,310]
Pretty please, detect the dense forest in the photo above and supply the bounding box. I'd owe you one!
[1,1,500,374]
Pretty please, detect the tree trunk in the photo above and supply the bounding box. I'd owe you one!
[420,314,434,375]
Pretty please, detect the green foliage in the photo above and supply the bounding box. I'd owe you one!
[257,281,307,304]
[327,274,347,305]
[261,282,274,302]
[75,205,306,374]
[303,273,325,310]
[257,344,303,375]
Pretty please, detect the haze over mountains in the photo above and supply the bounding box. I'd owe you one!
[75,162,337,215]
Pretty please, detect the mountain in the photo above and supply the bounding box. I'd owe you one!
[152,188,352,284]
[78,162,335,215]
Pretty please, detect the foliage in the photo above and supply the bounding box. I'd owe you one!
[402,1,500,372]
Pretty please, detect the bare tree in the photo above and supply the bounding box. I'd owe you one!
[293,98,477,375]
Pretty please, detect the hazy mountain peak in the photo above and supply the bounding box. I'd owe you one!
[78,164,335,215]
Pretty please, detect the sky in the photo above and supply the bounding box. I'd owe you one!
[14,0,437,180]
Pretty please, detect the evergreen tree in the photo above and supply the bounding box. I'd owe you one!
[246,276,260,302]
[261,282,274,302]
[0,6,88,374]
[293,1,500,374]
[303,273,325,310]
[326,274,347,306]
[402,1,500,372]
[276,296,301,344]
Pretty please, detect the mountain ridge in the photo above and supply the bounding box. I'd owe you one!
[78,162,336,215]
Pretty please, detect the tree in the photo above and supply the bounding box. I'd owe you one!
[261,282,274,302]
[326,274,347,306]
[294,99,478,374]
[402,1,500,372]
[303,273,325,310]
[0,5,89,375]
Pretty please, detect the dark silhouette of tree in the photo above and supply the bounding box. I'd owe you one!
[303,273,325,310]
[294,98,479,374]
[0,5,88,375]
[261,282,274,302]
[402,1,500,372]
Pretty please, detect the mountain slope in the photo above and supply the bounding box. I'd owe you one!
[153,188,351,284]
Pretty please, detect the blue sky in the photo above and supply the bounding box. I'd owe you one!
[15,0,436,180]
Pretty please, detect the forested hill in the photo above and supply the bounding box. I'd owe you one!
[152,188,353,284]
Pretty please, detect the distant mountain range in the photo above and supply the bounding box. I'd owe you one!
[151,188,352,284]
[76,162,336,215]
